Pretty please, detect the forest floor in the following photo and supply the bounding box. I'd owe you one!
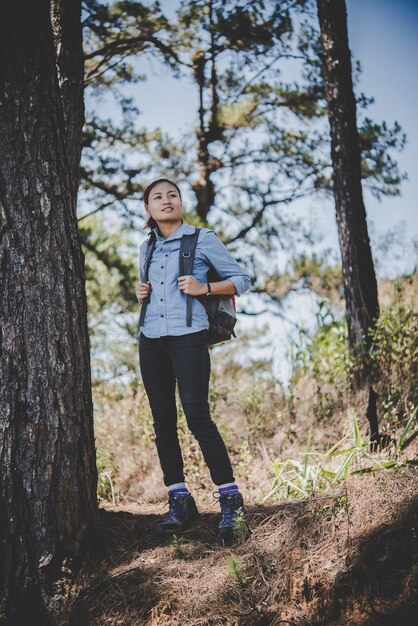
[60,275,418,625]
[63,470,418,626]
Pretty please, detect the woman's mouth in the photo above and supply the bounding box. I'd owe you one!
[162,207,174,212]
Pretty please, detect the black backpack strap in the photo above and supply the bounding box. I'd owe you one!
[138,232,156,329]
[179,227,200,327]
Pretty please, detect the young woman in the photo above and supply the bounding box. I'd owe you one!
[135,178,251,542]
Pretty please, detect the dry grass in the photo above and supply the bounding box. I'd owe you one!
[60,470,417,625]
[71,275,417,624]
[79,378,418,625]
[94,359,415,509]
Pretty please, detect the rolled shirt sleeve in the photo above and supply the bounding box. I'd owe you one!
[200,230,251,296]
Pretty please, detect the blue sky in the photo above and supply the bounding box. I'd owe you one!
[346,0,418,271]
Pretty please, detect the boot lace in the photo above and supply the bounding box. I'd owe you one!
[214,491,243,526]
[164,492,188,523]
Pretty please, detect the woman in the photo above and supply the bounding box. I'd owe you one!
[135,178,251,542]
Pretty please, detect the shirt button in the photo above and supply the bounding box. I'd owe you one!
[165,254,168,257]
[160,298,163,301]
[160,314,164,317]
[161,281,164,284]
[160,265,164,268]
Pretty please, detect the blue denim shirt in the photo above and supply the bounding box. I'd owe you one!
[139,222,251,338]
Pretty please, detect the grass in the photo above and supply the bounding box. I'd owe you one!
[64,469,418,626]
[260,406,418,503]
[226,554,245,585]
[57,274,418,625]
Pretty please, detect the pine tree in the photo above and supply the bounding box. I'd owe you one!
[316,0,384,440]
[0,2,100,620]
[80,1,405,284]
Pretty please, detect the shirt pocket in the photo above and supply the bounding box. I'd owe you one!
[166,240,181,285]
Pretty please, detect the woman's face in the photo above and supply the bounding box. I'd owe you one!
[145,181,182,225]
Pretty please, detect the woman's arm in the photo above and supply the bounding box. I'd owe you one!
[200,230,251,296]
[202,278,236,295]
[177,275,236,296]
[177,229,251,297]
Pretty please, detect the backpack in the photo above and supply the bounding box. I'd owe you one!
[139,227,237,346]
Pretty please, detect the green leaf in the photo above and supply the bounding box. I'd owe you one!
[321,468,337,478]
[285,480,308,496]
[352,411,363,448]
[325,436,348,457]
[333,449,356,482]
[380,460,398,469]
[262,479,287,502]
[327,445,357,458]
[302,429,313,479]
[400,430,418,451]
[399,405,418,449]
[351,467,380,475]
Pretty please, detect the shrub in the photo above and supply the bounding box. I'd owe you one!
[368,305,418,426]
[288,300,352,420]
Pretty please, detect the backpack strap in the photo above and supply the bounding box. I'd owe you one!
[138,231,157,329]
[179,227,201,327]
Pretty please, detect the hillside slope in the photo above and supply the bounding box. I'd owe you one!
[63,470,417,626]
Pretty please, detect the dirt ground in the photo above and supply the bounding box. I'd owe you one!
[59,469,418,626]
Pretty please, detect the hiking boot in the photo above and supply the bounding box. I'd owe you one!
[216,491,245,544]
[153,492,199,536]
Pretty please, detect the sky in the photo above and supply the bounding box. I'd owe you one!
[346,0,418,267]
[88,1,418,384]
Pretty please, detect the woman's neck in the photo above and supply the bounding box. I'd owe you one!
[156,219,183,239]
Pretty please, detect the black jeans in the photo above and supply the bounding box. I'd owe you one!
[139,329,235,487]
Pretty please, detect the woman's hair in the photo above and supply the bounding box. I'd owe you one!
[143,178,182,230]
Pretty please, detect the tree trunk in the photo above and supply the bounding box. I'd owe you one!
[191,48,216,222]
[316,0,381,439]
[50,0,85,206]
[316,0,380,364]
[0,2,100,622]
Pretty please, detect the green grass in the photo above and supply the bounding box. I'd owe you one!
[261,406,418,503]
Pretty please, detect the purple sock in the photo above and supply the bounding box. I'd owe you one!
[218,483,239,495]
[168,482,189,495]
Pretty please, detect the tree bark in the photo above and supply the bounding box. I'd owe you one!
[0,2,100,622]
[316,0,380,394]
[50,0,85,206]
[191,47,216,221]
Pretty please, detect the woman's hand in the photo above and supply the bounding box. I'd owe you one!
[135,280,152,303]
[177,275,207,296]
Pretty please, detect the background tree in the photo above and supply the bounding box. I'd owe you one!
[0,2,100,621]
[79,0,405,273]
[79,0,405,382]
[316,0,384,441]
